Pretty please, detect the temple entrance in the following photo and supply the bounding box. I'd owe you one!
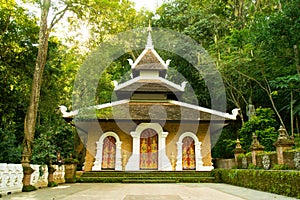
[182,136,196,170]
[140,128,158,170]
[101,136,116,170]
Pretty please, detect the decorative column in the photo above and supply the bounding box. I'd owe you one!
[92,141,103,171]
[125,131,140,171]
[176,141,183,171]
[160,132,172,170]
[274,125,294,165]
[158,131,172,170]
[115,141,123,170]
[249,134,264,165]
[234,139,245,165]
[195,141,204,171]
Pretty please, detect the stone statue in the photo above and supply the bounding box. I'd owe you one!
[246,99,256,121]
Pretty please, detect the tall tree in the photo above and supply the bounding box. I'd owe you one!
[21,0,148,168]
[22,0,69,167]
[0,0,39,163]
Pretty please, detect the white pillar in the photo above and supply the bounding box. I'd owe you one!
[159,131,172,170]
[195,141,203,171]
[125,131,140,171]
[176,142,183,171]
[115,141,122,170]
[92,141,103,171]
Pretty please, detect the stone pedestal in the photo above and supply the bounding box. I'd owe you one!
[22,166,34,186]
[48,166,56,183]
[64,164,77,183]
[21,151,34,187]
[250,134,264,165]
[274,126,294,165]
[234,139,245,164]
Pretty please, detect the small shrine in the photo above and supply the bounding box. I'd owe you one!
[61,28,238,171]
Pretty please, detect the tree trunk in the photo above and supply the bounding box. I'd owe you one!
[296,115,299,135]
[21,0,50,168]
[294,45,300,76]
[291,91,294,137]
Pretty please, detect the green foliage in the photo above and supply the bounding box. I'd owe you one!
[247,163,261,170]
[47,181,58,187]
[269,75,300,129]
[245,152,252,157]
[0,0,39,156]
[22,185,36,192]
[31,129,57,165]
[0,125,22,163]
[212,125,238,159]
[155,0,230,48]
[64,158,79,164]
[31,120,76,165]
[237,153,246,159]
[154,0,300,159]
[239,107,279,151]
[271,164,291,170]
[214,169,300,198]
[78,171,215,183]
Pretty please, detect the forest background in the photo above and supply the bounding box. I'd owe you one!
[0,0,299,166]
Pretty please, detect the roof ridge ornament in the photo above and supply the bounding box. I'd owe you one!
[146,25,154,49]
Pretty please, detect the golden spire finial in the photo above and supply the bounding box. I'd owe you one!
[146,21,153,49]
[147,20,152,32]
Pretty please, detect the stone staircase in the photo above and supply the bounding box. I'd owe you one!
[78,171,215,183]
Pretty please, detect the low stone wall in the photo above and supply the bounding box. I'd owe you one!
[0,163,67,196]
[237,150,300,170]
[53,165,65,184]
[30,164,65,187]
[0,163,23,196]
[30,164,48,188]
[214,158,236,169]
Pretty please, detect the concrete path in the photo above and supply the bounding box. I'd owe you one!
[1,183,297,200]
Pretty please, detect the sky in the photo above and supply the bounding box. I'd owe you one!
[132,0,164,11]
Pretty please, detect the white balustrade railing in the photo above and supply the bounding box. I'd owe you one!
[0,163,23,196]
[30,164,48,188]
[30,164,40,186]
[53,165,65,184]
[0,163,66,196]
[38,165,48,187]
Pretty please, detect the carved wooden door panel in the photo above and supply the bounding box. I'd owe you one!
[182,136,196,170]
[140,128,158,170]
[102,136,116,170]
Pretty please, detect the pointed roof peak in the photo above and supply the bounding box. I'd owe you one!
[146,25,154,49]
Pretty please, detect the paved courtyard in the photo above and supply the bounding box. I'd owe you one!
[2,183,297,200]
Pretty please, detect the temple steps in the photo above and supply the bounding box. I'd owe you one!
[78,171,215,183]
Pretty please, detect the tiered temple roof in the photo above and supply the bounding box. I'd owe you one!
[60,28,239,122]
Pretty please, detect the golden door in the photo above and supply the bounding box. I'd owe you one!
[140,128,158,170]
[102,136,116,170]
[182,136,196,170]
